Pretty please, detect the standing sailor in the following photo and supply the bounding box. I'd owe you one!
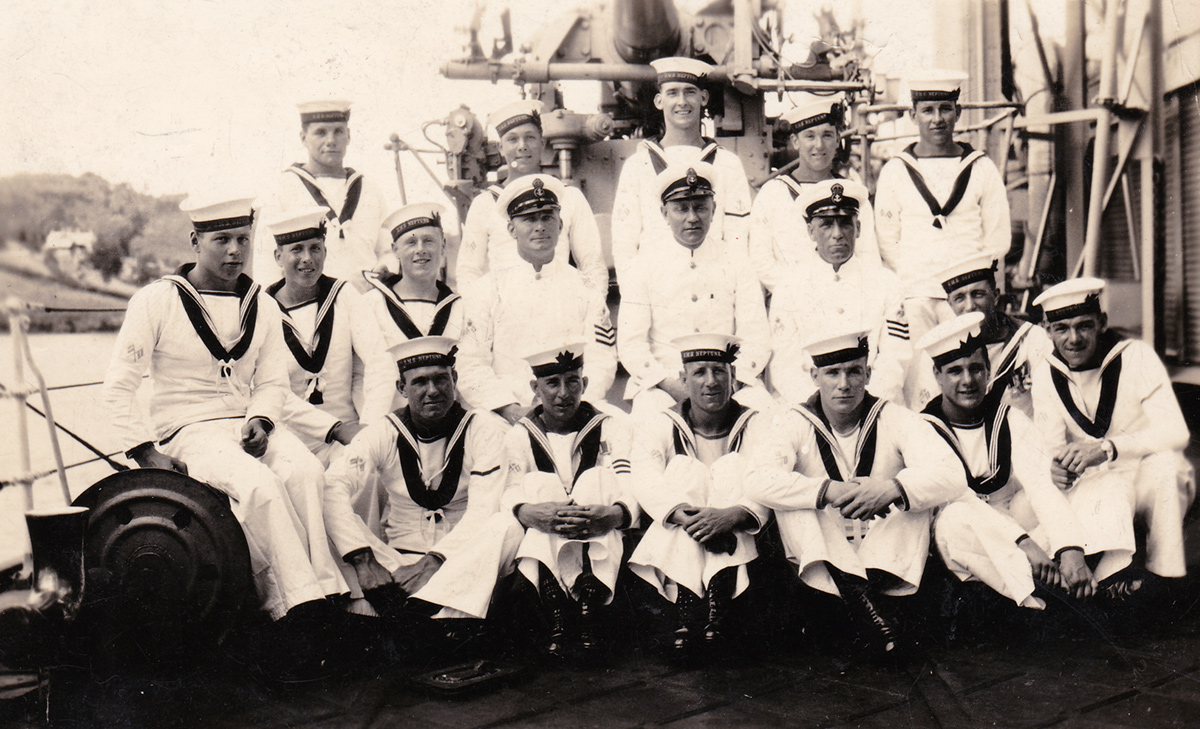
[746,330,966,655]
[768,179,908,405]
[264,206,396,465]
[323,337,521,620]
[628,334,770,656]
[504,343,638,655]
[749,93,881,291]
[918,313,1096,608]
[254,100,390,283]
[610,57,753,286]
[874,72,1011,344]
[457,174,617,423]
[102,193,347,621]
[617,163,771,415]
[1030,279,1195,590]
[456,100,608,297]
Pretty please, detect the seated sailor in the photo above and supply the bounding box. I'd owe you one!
[617,163,771,416]
[323,336,521,620]
[628,334,770,656]
[101,192,346,620]
[908,253,1052,412]
[457,174,617,424]
[1030,278,1195,593]
[456,100,608,296]
[504,343,639,655]
[746,330,966,655]
[768,179,908,406]
[918,313,1096,608]
[264,206,396,465]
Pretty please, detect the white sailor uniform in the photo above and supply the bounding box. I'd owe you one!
[503,404,639,601]
[767,255,909,405]
[924,394,1089,608]
[254,165,391,283]
[617,238,771,413]
[457,260,617,413]
[874,144,1011,340]
[745,393,967,596]
[1031,337,1195,579]
[457,183,609,297]
[268,275,397,463]
[610,139,752,286]
[629,402,770,601]
[323,405,521,618]
[748,175,882,292]
[101,266,347,619]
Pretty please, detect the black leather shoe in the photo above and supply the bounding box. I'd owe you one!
[539,567,570,658]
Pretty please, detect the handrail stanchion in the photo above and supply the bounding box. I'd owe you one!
[18,330,71,505]
[5,297,36,576]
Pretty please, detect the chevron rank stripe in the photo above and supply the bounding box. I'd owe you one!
[595,324,616,346]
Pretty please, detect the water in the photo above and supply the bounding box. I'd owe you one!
[1,332,123,567]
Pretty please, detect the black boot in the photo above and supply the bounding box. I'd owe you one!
[673,587,701,658]
[704,569,735,648]
[539,565,570,657]
[575,575,609,655]
[831,569,899,658]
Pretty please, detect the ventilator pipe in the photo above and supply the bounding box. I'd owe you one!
[612,0,680,64]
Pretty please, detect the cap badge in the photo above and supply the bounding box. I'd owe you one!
[830,184,844,203]
[532,177,545,198]
[686,168,698,187]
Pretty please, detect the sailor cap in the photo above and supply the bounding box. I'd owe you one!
[673,333,740,365]
[781,92,844,133]
[656,162,716,204]
[650,57,712,87]
[1032,278,1106,322]
[387,336,459,373]
[265,207,329,246]
[497,174,565,219]
[917,312,987,368]
[524,342,586,378]
[488,99,547,138]
[805,330,870,368]
[179,194,257,233]
[906,71,968,103]
[297,100,351,125]
[798,179,867,219]
[383,202,445,242]
[935,253,998,294]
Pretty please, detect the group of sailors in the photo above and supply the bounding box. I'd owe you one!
[98,57,1194,663]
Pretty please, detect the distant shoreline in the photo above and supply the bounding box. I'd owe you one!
[0,261,129,333]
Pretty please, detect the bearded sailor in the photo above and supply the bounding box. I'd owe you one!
[918,313,1096,608]
[617,163,771,416]
[1030,279,1195,594]
[874,72,1012,345]
[746,330,966,656]
[609,57,753,286]
[322,337,520,620]
[456,100,608,297]
[253,100,390,283]
[457,174,617,424]
[628,334,770,657]
[504,343,638,655]
[767,179,908,406]
[102,193,347,621]
[749,93,881,291]
[264,206,396,465]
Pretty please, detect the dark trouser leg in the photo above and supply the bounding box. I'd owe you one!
[828,565,899,656]
[673,586,701,656]
[538,563,570,657]
[704,568,736,646]
[574,544,610,654]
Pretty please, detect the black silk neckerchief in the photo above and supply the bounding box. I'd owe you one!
[370,274,459,339]
[390,403,473,510]
[287,164,363,236]
[267,276,343,403]
[522,402,607,488]
[670,400,751,457]
[921,391,1013,495]
[645,138,720,175]
[897,142,984,229]
[1050,333,1125,439]
[797,391,883,481]
[164,264,260,368]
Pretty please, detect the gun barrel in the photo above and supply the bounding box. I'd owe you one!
[612,0,680,64]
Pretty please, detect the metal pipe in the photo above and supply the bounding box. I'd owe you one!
[1081,0,1124,277]
[1020,171,1057,312]
[441,60,852,86]
[859,101,1023,114]
[1142,0,1163,347]
[18,332,70,505]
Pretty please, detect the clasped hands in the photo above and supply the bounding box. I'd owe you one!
[517,502,625,540]
[824,477,901,521]
[1050,441,1110,490]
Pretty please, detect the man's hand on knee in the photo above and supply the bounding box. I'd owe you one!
[349,551,394,591]
[132,445,188,475]
[392,553,444,595]
[240,418,271,458]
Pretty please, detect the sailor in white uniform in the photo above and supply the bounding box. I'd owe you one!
[1030,279,1195,591]
[768,179,908,406]
[102,194,347,621]
[253,100,390,284]
[749,93,881,291]
[457,174,618,423]
[263,207,396,465]
[907,253,1053,411]
[456,100,608,297]
[323,337,521,620]
[874,72,1011,345]
[918,314,1096,608]
[610,57,753,286]
[628,334,771,656]
[745,330,967,655]
[617,163,771,416]
[504,343,639,654]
